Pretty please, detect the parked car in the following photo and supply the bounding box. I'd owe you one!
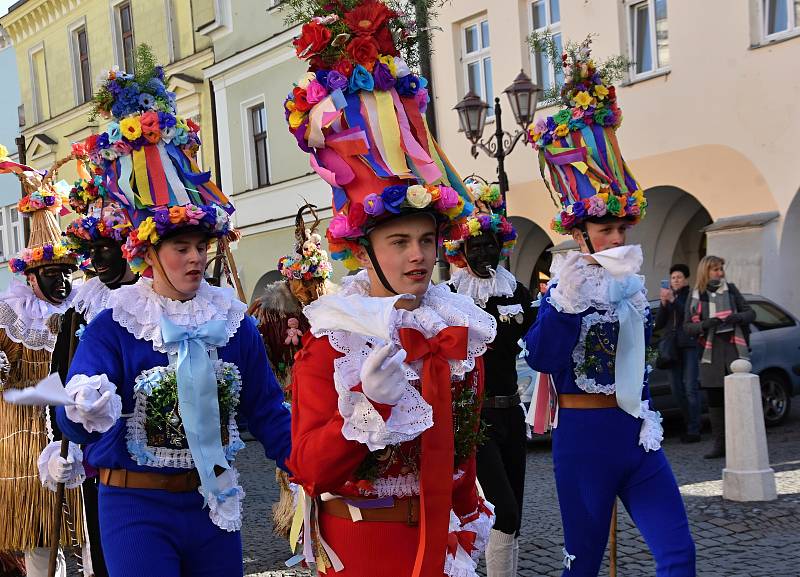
[515,294,800,428]
[648,294,800,426]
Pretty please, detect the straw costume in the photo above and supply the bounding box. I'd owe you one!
[54,48,291,577]
[0,148,84,575]
[443,179,534,577]
[523,40,695,576]
[282,2,496,575]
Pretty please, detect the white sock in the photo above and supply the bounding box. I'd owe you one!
[485,529,516,577]
[511,536,519,575]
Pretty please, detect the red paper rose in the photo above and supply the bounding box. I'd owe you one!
[374,26,399,56]
[186,118,200,133]
[294,21,332,59]
[334,59,354,78]
[84,134,99,152]
[344,1,394,36]
[347,36,379,70]
[347,202,368,229]
[293,87,312,113]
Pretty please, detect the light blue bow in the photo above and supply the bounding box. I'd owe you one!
[609,275,645,418]
[160,316,230,502]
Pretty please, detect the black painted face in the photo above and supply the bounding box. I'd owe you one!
[464,232,501,279]
[89,238,127,285]
[32,265,73,304]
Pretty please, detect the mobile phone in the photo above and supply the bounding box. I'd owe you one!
[660,279,670,290]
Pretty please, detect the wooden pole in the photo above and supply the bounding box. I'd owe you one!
[48,310,81,576]
[221,238,246,303]
[15,135,30,244]
[609,500,618,577]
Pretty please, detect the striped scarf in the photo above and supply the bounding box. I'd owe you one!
[690,279,749,364]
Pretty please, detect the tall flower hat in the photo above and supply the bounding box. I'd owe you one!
[528,38,646,234]
[0,146,81,274]
[84,45,234,274]
[284,0,474,270]
[443,178,517,267]
[64,149,134,261]
[278,204,333,282]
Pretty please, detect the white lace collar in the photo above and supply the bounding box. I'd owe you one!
[109,278,247,353]
[72,277,115,324]
[550,251,648,316]
[307,270,497,379]
[0,278,73,352]
[448,266,516,308]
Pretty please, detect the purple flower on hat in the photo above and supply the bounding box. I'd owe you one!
[44,195,55,206]
[158,112,177,129]
[435,186,459,210]
[363,193,385,216]
[396,74,421,96]
[587,195,606,216]
[381,185,407,213]
[546,117,557,132]
[153,208,172,235]
[572,201,587,219]
[97,133,111,149]
[138,93,156,109]
[316,70,330,87]
[372,62,395,91]
[415,88,429,113]
[201,205,217,227]
[42,245,54,261]
[293,121,311,153]
[326,70,349,92]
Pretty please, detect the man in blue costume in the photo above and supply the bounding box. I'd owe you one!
[524,42,695,576]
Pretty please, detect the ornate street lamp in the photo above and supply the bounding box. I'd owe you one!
[453,71,542,215]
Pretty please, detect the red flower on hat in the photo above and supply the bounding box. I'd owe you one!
[374,26,399,56]
[294,21,332,59]
[84,134,99,152]
[347,37,379,70]
[186,118,200,133]
[343,1,394,36]
[347,202,368,229]
[334,59,354,78]
[293,87,312,113]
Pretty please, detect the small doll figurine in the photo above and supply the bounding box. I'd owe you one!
[284,317,303,346]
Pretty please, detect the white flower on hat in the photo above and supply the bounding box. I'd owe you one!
[406,185,432,208]
[297,72,317,89]
[394,57,411,78]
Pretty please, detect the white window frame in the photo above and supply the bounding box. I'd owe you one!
[460,16,494,117]
[27,42,47,124]
[761,0,800,41]
[528,0,561,106]
[0,205,25,263]
[627,0,670,81]
[110,0,136,73]
[240,95,271,191]
[68,17,92,106]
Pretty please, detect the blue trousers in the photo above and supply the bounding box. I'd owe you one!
[98,484,243,577]
[670,348,702,435]
[553,408,695,576]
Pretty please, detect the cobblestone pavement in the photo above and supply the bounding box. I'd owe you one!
[239,404,800,576]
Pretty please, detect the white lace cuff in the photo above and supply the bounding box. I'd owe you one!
[548,278,590,315]
[638,400,663,452]
[335,349,432,451]
[205,467,245,532]
[444,499,495,577]
[64,374,123,433]
[37,440,85,491]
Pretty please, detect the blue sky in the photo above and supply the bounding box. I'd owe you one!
[0,1,16,16]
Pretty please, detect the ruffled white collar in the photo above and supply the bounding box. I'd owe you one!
[109,278,247,353]
[305,270,497,379]
[448,266,516,308]
[0,278,73,351]
[72,276,115,324]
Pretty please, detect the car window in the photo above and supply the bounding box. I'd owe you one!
[747,300,796,331]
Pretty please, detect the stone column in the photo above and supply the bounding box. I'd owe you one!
[722,359,777,502]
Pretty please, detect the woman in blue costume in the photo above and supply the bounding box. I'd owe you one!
[524,41,695,576]
[53,52,291,577]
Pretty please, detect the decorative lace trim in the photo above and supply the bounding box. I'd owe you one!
[496,304,524,323]
[126,361,245,468]
[448,266,516,308]
[548,253,648,316]
[205,467,245,532]
[72,277,114,324]
[37,440,86,491]
[365,473,419,498]
[109,278,246,354]
[638,400,663,452]
[444,499,495,577]
[0,278,71,352]
[572,311,618,395]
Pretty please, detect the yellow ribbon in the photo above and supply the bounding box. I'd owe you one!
[132,148,154,206]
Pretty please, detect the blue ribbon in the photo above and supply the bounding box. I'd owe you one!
[608,275,645,417]
[160,317,230,501]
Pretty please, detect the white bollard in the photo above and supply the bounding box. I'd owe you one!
[722,359,777,502]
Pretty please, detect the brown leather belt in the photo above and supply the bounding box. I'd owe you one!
[99,468,201,493]
[559,393,619,409]
[320,496,420,525]
[482,393,521,409]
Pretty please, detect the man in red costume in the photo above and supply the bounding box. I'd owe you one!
[283,2,496,575]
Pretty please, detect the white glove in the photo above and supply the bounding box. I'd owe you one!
[359,344,408,406]
[549,252,590,314]
[65,374,122,433]
[38,440,85,491]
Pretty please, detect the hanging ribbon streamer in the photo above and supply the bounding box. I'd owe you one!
[608,275,645,417]
[116,155,137,208]
[157,143,191,206]
[132,148,154,206]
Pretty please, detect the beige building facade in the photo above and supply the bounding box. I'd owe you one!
[429,0,800,315]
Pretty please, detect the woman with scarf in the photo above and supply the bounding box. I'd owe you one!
[684,256,754,459]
